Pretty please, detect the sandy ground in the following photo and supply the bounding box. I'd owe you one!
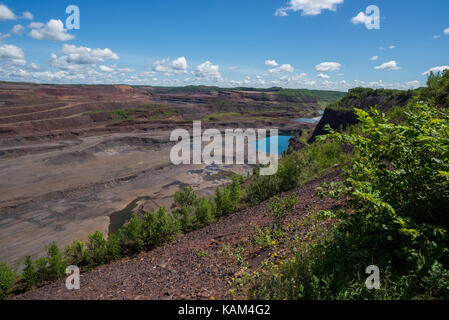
[0,131,254,267]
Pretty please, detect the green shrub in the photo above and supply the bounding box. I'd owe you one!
[22,256,37,289]
[34,257,49,284]
[250,103,449,299]
[64,240,86,266]
[46,242,65,279]
[106,233,123,262]
[0,262,16,299]
[267,194,298,228]
[244,142,347,205]
[172,186,199,231]
[194,198,214,226]
[142,207,180,247]
[119,214,144,253]
[86,231,107,266]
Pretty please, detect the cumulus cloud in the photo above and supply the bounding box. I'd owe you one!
[193,61,222,80]
[275,0,344,16]
[406,81,420,89]
[351,12,372,25]
[444,28,449,35]
[153,57,188,75]
[60,44,119,64]
[0,4,15,20]
[422,66,449,76]
[389,45,396,49]
[22,11,33,20]
[315,62,341,72]
[0,44,25,60]
[317,73,330,79]
[269,64,294,73]
[11,24,25,35]
[29,19,75,41]
[375,60,400,70]
[49,44,119,71]
[99,65,114,73]
[370,56,379,61]
[265,59,278,67]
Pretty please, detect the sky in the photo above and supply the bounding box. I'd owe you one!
[0,0,448,91]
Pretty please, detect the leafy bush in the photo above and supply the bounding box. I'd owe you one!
[64,240,86,266]
[142,207,180,247]
[172,186,199,232]
[22,256,37,289]
[250,103,449,299]
[244,141,347,205]
[194,198,214,226]
[106,233,123,262]
[86,231,107,266]
[119,213,144,253]
[46,242,65,279]
[267,194,298,228]
[0,262,16,299]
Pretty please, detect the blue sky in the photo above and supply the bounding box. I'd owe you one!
[0,0,448,91]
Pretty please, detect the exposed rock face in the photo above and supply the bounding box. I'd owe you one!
[307,108,358,143]
[307,89,414,143]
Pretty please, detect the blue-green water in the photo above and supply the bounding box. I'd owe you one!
[252,135,292,155]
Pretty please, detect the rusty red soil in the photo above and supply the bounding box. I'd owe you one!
[12,170,342,300]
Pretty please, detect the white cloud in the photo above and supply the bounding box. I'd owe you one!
[351,12,371,25]
[194,61,222,79]
[49,44,119,71]
[11,24,25,35]
[265,59,278,67]
[432,35,440,39]
[370,56,379,61]
[60,44,119,64]
[406,81,420,89]
[375,60,400,70]
[317,73,330,79]
[99,65,114,72]
[29,63,40,70]
[422,66,449,76]
[29,19,75,41]
[0,32,11,42]
[153,57,188,75]
[22,11,33,20]
[389,45,396,49]
[29,22,44,29]
[269,64,294,73]
[315,62,341,72]
[0,44,25,59]
[0,4,15,20]
[275,0,344,16]
[444,28,449,35]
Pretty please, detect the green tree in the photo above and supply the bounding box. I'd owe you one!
[106,233,122,262]
[46,242,65,279]
[194,198,214,226]
[0,262,16,300]
[142,207,180,247]
[64,240,86,266]
[22,256,36,289]
[119,213,144,253]
[171,186,199,231]
[86,231,107,266]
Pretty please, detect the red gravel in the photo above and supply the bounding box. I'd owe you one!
[12,170,342,300]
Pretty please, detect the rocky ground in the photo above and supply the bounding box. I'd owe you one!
[12,170,342,300]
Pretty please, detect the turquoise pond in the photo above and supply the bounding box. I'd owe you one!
[251,135,292,155]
